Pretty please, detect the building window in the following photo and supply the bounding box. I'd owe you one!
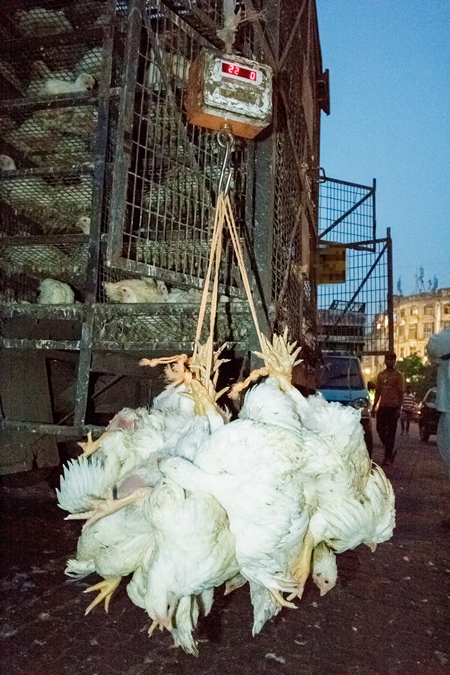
[400,308,406,317]
[398,325,404,339]
[443,321,450,330]
[400,347,405,358]
[443,304,450,315]
[410,306,418,316]
[423,323,434,339]
[409,346,417,356]
[424,305,434,316]
[408,324,417,340]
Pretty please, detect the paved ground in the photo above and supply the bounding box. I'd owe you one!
[1,424,449,675]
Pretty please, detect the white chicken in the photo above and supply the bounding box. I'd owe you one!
[127,477,238,656]
[57,400,192,614]
[37,278,75,304]
[76,216,91,235]
[160,380,311,607]
[103,277,168,303]
[0,154,17,171]
[41,73,96,97]
[15,8,72,35]
[75,47,106,81]
[65,496,155,616]
[229,330,395,597]
[58,345,232,625]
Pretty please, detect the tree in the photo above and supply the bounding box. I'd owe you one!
[396,355,437,400]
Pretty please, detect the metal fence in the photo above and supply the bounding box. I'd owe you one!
[318,176,393,356]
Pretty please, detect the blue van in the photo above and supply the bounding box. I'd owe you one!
[316,351,373,456]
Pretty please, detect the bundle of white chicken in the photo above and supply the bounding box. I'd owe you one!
[56,331,395,656]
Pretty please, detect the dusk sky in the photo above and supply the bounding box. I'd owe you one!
[316,0,450,295]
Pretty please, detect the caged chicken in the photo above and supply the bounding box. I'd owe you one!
[0,154,17,171]
[103,277,169,303]
[38,278,75,304]
[15,8,73,36]
[40,72,96,97]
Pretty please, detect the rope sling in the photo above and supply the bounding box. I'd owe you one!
[141,128,266,398]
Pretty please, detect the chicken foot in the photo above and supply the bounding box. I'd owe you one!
[269,588,297,609]
[84,576,122,615]
[148,618,171,637]
[78,430,114,458]
[65,486,153,528]
[287,528,315,601]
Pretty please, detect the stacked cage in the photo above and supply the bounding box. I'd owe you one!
[0,0,119,310]
[0,0,326,445]
[318,177,393,356]
[95,0,255,352]
[0,0,122,447]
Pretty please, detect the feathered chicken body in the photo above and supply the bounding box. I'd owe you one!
[127,477,238,655]
[38,278,75,304]
[65,498,154,615]
[103,277,168,303]
[57,330,395,653]
[160,409,310,598]
[57,387,196,518]
[41,73,96,97]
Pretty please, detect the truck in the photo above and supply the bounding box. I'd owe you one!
[315,300,373,456]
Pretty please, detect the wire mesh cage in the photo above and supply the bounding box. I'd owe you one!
[104,0,250,303]
[318,177,392,356]
[0,0,327,440]
[268,0,323,363]
[0,0,119,306]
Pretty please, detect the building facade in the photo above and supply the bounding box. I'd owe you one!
[361,288,450,384]
[394,288,450,360]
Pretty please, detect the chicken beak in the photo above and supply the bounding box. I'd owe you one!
[366,543,377,553]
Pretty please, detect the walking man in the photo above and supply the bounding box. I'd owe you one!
[401,384,416,434]
[371,352,405,465]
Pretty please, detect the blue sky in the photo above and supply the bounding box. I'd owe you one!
[316,0,450,295]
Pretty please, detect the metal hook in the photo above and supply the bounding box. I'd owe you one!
[217,126,235,197]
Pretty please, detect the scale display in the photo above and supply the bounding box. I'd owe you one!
[187,50,272,138]
[220,60,262,85]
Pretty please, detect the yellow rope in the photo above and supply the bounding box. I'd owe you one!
[222,193,264,351]
[228,366,270,399]
[191,190,267,395]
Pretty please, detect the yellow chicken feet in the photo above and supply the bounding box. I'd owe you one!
[78,431,114,458]
[148,618,172,636]
[269,588,297,609]
[253,329,302,393]
[65,486,152,528]
[287,529,315,601]
[189,380,218,417]
[84,576,122,615]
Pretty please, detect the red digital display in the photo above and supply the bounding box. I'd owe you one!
[221,62,258,82]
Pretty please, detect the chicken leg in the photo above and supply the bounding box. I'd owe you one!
[269,588,298,609]
[148,619,170,636]
[65,486,152,528]
[287,528,316,601]
[84,576,122,615]
[78,430,115,458]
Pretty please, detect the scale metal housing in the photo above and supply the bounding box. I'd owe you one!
[187,50,273,139]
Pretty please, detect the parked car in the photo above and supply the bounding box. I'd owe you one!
[418,387,440,442]
[316,352,373,456]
